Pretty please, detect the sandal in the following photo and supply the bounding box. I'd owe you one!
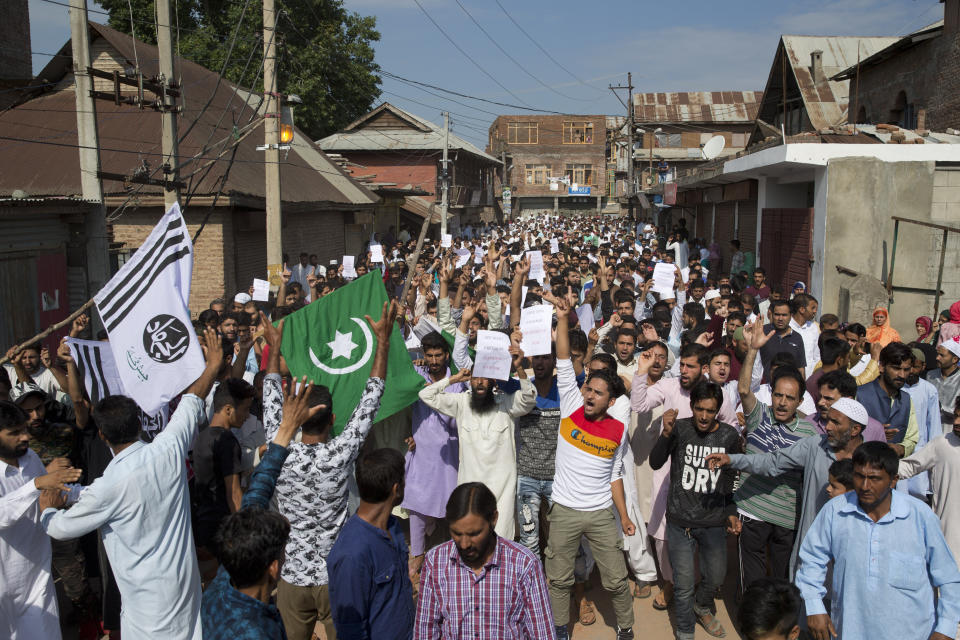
[632,582,652,599]
[652,585,672,611]
[578,599,597,626]
[696,611,726,637]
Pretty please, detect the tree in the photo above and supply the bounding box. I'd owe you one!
[98,0,381,140]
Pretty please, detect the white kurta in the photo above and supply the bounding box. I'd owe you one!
[899,432,960,568]
[418,377,537,539]
[0,449,60,640]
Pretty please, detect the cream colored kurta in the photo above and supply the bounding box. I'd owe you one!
[899,432,960,568]
[419,377,537,539]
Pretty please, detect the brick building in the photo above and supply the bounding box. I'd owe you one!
[833,0,960,132]
[0,0,33,110]
[487,115,612,218]
[318,103,500,235]
[0,22,377,318]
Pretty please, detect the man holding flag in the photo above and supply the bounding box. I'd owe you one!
[267,289,409,640]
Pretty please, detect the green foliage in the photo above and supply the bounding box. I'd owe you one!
[98,0,381,139]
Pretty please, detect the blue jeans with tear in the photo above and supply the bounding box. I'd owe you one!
[516,475,553,556]
[666,522,726,640]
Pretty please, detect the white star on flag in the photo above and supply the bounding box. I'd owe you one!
[328,329,358,360]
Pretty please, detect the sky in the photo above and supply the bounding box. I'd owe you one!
[28,0,944,149]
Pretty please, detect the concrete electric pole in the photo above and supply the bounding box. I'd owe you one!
[610,73,635,220]
[156,0,181,209]
[263,0,283,273]
[68,0,110,304]
[440,111,450,238]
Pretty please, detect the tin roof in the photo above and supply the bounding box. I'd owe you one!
[0,22,376,206]
[317,103,501,164]
[631,91,762,124]
[777,35,901,130]
[832,21,944,80]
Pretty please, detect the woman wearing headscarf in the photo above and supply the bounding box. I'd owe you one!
[915,316,936,344]
[937,301,960,346]
[865,306,901,346]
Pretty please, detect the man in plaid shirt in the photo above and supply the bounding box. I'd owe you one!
[414,482,555,640]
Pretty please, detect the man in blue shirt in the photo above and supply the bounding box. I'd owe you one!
[796,441,960,640]
[328,447,414,639]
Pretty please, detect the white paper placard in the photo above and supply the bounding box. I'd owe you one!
[474,247,484,264]
[455,249,471,268]
[521,286,529,307]
[550,239,559,254]
[576,304,595,332]
[473,330,512,380]
[252,278,271,302]
[342,255,357,278]
[519,303,554,356]
[653,262,677,292]
[527,250,545,280]
[370,244,384,263]
[441,233,453,248]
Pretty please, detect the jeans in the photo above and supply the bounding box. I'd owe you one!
[666,522,727,640]
[516,475,553,555]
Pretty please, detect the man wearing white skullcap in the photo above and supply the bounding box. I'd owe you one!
[929,337,960,434]
[705,397,868,579]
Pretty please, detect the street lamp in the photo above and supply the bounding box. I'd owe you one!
[280,94,302,147]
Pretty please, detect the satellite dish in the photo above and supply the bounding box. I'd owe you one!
[701,135,726,160]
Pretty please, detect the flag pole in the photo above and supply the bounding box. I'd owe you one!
[0,299,96,365]
[398,209,436,305]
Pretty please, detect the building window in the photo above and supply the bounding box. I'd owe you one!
[563,121,594,144]
[507,122,538,144]
[524,164,549,185]
[565,163,593,185]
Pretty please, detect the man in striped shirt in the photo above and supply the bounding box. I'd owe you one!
[414,483,555,640]
[734,320,816,590]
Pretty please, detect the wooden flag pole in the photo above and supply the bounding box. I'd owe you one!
[0,299,96,365]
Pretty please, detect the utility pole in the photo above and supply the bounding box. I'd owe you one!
[68,0,110,308]
[155,0,181,209]
[610,73,635,221]
[440,111,450,238]
[263,0,283,272]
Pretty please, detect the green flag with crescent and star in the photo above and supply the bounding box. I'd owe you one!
[280,272,425,435]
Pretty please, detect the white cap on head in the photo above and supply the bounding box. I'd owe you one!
[704,289,721,301]
[944,336,960,360]
[234,292,252,304]
[831,397,869,427]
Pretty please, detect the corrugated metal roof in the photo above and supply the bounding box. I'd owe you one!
[780,35,900,130]
[317,103,501,164]
[832,21,944,80]
[0,22,377,206]
[631,91,762,123]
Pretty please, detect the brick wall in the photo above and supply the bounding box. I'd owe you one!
[111,207,228,315]
[0,0,31,80]
[339,151,439,202]
[926,168,960,316]
[931,27,960,131]
[490,115,607,198]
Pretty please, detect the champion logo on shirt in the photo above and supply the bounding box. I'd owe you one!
[561,417,618,458]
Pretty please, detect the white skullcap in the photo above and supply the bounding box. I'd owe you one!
[704,289,721,301]
[234,292,252,304]
[832,397,869,427]
[943,336,960,360]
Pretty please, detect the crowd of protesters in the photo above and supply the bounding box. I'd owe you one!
[3,213,960,640]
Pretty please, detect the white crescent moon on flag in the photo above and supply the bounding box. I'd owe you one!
[309,317,374,375]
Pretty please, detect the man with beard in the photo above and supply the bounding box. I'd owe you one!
[725,320,816,588]
[900,397,960,567]
[758,300,807,378]
[547,300,637,640]
[0,401,82,639]
[796,441,960,640]
[928,338,960,433]
[403,331,467,585]
[811,370,886,443]
[856,342,919,458]
[4,343,69,404]
[7,382,99,626]
[900,349,939,499]
[413,482,554,640]
[707,397,868,579]
[419,343,536,540]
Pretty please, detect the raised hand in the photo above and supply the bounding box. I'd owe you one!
[365,300,398,344]
[743,320,774,350]
[695,332,714,348]
[587,326,599,344]
[449,367,472,385]
[609,312,623,329]
[40,345,53,369]
[260,311,284,348]
[869,340,883,361]
[202,327,224,371]
[70,314,90,337]
[636,347,656,375]
[661,408,679,437]
[57,339,74,365]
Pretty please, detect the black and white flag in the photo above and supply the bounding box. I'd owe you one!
[94,203,204,414]
[66,337,169,437]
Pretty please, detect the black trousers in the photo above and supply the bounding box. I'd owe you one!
[737,516,796,592]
